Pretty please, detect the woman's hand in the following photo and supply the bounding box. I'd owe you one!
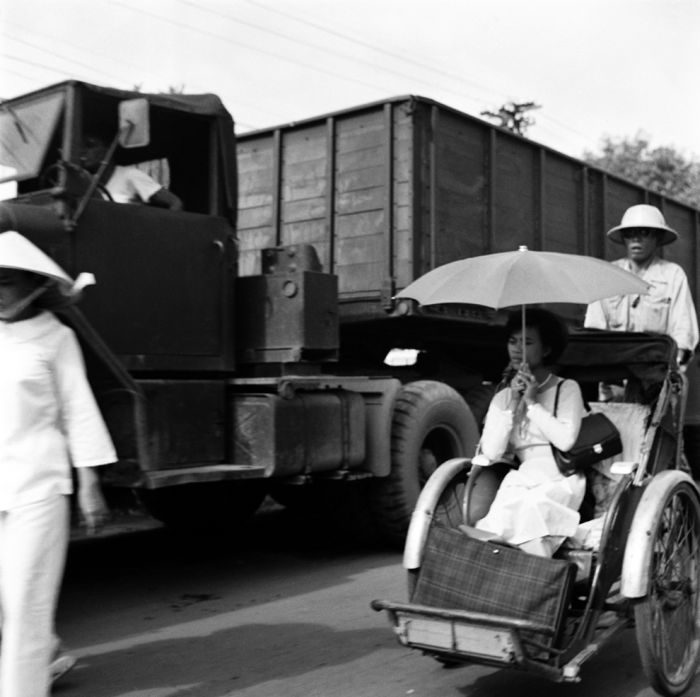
[512,367,537,406]
[76,467,109,535]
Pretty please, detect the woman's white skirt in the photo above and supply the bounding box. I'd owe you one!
[474,455,586,546]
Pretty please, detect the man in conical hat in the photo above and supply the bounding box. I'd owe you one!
[0,231,116,697]
[585,204,699,368]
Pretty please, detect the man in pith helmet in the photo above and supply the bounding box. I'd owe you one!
[585,204,699,368]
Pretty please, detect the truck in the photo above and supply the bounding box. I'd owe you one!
[1,81,699,544]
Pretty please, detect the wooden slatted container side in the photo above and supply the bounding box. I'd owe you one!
[236,95,700,322]
[333,107,389,301]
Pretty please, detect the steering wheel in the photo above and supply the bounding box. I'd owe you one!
[39,161,113,201]
[38,162,67,189]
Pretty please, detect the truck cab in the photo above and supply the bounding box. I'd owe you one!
[3,80,236,217]
[0,82,250,512]
[0,81,238,372]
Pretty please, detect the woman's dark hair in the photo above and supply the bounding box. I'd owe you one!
[505,308,568,365]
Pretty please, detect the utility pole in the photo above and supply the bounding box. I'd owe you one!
[481,101,541,136]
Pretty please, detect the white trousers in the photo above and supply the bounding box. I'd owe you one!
[0,495,69,697]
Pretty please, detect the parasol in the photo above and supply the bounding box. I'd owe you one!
[396,245,650,357]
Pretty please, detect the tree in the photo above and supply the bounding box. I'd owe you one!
[481,101,540,136]
[584,133,700,208]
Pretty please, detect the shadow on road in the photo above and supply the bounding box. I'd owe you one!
[58,504,403,655]
[54,622,396,697]
[454,629,652,697]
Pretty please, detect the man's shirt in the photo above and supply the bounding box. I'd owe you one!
[106,165,163,205]
[584,257,699,352]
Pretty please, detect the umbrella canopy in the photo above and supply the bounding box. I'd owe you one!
[396,246,649,309]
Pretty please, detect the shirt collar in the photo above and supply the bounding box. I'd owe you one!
[0,310,57,341]
[619,256,661,276]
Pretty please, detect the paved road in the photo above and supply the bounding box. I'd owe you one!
[53,505,685,697]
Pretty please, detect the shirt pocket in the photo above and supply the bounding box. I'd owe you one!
[603,295,627,330]
[638,287,671,333]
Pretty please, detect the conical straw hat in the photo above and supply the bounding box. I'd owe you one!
[0,230,94,308]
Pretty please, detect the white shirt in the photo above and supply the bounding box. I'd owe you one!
[0,311,116,509]
[479,378,583,463]
[106,165,163,205]
[584,257,699,353]
[475,378,585,544]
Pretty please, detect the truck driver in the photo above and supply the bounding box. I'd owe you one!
[80,133,183,211]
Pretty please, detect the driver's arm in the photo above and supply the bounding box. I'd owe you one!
[147,187,183,212]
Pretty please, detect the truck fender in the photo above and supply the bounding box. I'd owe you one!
[403,457,471,570]
[621,469,698,598]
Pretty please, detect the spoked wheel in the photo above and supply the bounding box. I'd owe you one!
[430,465,471,530]
[634,480,700,696]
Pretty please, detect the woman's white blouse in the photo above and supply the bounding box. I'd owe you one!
[0,311,116,509]
[479,378,584,462]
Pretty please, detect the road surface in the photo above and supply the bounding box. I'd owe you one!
[53,505,679,697]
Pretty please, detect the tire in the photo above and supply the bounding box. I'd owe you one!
[634,479,700,696]
[371,380,479,546]
[139,480,266,532]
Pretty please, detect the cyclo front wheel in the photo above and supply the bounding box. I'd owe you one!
[634,479,700,696]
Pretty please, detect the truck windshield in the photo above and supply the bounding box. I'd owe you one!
[0,92,64,184]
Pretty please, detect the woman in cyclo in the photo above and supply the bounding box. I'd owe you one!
[472,308,585,557]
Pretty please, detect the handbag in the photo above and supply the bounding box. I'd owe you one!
[550,380,622,476]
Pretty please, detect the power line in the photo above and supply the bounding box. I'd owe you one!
[538,111,595,143]
[237,0,596,149]
[1,1,598,155]
[0,53,81,80]
[2,18,174,90]
[0,65,39,89]
[239,0,507,102]
[107,0,396,96]
[5,35,126,84]
[1,16,288,119]
[173,0,494,110]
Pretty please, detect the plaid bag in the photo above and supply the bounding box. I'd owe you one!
[412,525,575,646]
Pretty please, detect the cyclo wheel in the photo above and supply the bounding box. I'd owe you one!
[634,479,700,696]
[405,459,472,600]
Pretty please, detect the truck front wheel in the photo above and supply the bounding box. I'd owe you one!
[370,380,479,546]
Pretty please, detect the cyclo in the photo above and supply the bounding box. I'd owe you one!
[373,328,700,697]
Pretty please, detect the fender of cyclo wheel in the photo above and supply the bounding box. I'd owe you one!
[403,457,471,570]
[621,469,700,599]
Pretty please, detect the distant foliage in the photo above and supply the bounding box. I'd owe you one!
[584,133,700,208]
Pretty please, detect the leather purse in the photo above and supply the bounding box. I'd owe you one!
[550,380,622,476]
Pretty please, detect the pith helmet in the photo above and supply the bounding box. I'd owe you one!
[0,230,94,308]
[607,204,678,246]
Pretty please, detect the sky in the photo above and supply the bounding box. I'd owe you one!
[1,0,700,162]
